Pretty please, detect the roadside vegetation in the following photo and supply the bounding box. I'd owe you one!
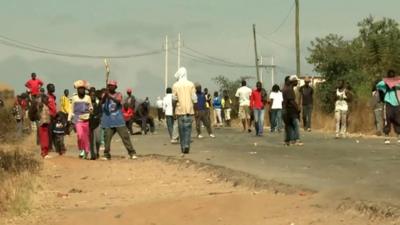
[0,107,41,217]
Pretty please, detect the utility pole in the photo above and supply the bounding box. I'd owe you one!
[259,55,263,83]
[258,56,276,90]
[295,0,301,77]
[271,56,275,87]
[253,24,260,82]
[177,32,181,69]
[165,35,168,91]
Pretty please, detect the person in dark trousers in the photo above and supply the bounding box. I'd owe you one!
[299,76,314,132]
[89,88,102,160]
[135,100,154,135]
[52,112,67,155]
[100,80,137,160]
[376,69,400,144]
[195,84,215,139]
[283,75,303,146]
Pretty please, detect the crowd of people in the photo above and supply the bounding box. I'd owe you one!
[5,68,400,160]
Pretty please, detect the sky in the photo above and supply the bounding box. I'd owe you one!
[0,0,399,103]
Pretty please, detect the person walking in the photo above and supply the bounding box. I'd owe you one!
[101,80,137,160]
[235,80,252,132]
[222,90,233,127]
[283,75,303,146]
[12,97,24,138]
[376,70,400,144]
[38,95,51,159]
[195,84,215,139]
[299,76,314,132]
[68,80,92,159]
[371,80,384,136]
[335,80,351,139]
[212,91,223,127]
[163,87,176,141]
[172,67,197,155]
[52,112,67,155]
[60,89,71,120]
[269,84,283,133]
[89,88,102,160]
[156,96,164,123]
[46,83,57,151]
[250,81,268,136]
[122,102,134,134]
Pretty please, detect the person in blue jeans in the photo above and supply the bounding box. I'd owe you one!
[172,67,197,154]
[250,82,268,136]
[269,84,283,132]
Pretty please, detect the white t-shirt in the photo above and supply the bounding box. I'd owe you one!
[235,86,252,106]
[156,99,163,109]
[269,91,283,109]
[163,94,174,116]
[335,89,348,111]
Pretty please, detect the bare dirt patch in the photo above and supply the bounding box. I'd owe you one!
[2,156,393,225]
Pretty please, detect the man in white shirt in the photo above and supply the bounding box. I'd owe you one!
[235,80,252,132]
[163,88,175,141]
[269,84,283,132]
[156,96,164,123]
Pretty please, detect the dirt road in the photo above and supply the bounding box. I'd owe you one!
[3,156,380,225]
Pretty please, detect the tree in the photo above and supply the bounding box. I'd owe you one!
[212,75,252,118]
[307,16,400,113]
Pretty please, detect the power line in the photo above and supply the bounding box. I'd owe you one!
[174,48,253,68]
[0,35,165,59]
[262,1,295,36]
[183,45,253,67]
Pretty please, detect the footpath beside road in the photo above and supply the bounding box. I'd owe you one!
[79,127,400,207]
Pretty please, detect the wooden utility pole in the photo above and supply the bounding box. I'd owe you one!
[165,35,168,91]
[295,0,301,77]
[177,33,181,69]
[253,24,260,82]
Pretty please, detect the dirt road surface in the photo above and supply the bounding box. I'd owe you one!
[3,126,400,224]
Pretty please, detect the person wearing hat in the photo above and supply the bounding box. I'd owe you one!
[101,80,137,160]
[282,75,303,146]
[299,76,314,132]
[68,80,93,159]
[124,88,136,111]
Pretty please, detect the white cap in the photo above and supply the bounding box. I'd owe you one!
[289,75,300,81]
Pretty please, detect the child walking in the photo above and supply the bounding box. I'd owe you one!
[39,95,51,159]
[52,112,67,155]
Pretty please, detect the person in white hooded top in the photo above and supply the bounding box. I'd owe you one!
[172,67,197,154]
[163,87,175,141]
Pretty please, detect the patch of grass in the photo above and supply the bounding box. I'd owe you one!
[0,146,41,216]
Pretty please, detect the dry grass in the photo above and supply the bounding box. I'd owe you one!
[0,109,41,217]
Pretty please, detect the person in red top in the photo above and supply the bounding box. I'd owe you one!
[25,73,44,97]
[250,81,268,136]
[46,83,57,150]
[122,102,134,135]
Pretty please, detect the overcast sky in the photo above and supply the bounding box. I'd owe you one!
[0,0,399,103]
